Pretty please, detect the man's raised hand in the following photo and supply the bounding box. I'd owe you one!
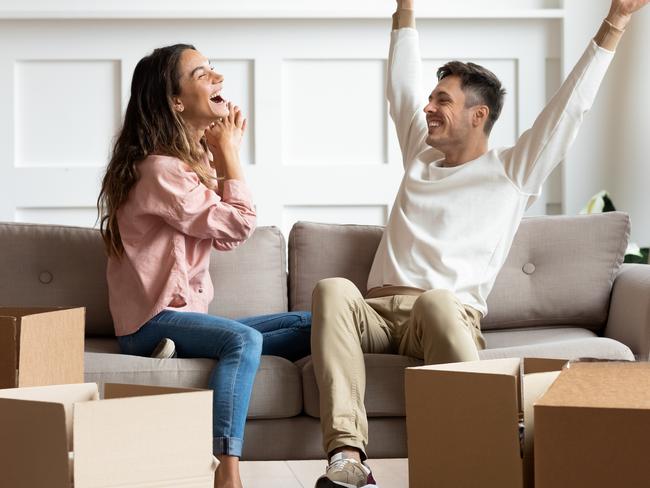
[608,0,650,28]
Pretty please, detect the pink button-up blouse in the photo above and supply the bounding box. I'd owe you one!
[106,155,256,336]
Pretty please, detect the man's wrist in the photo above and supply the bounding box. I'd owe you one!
[594,17,626,51]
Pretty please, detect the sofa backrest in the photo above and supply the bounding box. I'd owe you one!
[0,223,288,337]
[288,212,630,331]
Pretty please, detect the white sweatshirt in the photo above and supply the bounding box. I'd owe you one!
[367,28,614,317]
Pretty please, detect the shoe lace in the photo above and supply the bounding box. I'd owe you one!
[329,457,367,475]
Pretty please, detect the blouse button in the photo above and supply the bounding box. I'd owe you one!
[198,288,204,293]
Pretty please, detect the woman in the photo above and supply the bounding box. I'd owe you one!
[97,44,310,488]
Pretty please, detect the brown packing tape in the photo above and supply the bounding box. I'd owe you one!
[18,308,85,387]
[0,398,70,488]
[0,317,18,388]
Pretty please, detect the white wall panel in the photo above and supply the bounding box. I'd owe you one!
[210,59,254,165]
[14,60,120,167]
[282,59,387,165]
[15,207,97,227]
[0,12,562,239]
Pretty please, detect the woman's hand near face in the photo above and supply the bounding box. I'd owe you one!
[206,102,247,181]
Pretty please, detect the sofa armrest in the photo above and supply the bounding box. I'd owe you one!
[605,263,650,357]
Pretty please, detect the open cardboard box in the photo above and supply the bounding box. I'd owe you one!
[0,307,85,389]
[405,357,567,488]
[0,382,216,488]
[535,361,650,488]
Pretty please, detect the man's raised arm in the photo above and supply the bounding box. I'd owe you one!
[500,0,649,196]
[388,0,431,166]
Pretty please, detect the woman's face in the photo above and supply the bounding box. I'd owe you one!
[174,49,229,129]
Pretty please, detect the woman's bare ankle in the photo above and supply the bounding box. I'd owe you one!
[214,455,242,488]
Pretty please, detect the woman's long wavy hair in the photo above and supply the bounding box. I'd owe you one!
[98,43,216,257]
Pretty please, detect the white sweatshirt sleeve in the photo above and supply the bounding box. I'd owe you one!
[500,41,614,195]
[387,28,436,169]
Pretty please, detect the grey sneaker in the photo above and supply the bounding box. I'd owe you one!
[151,338,177,359]
[315,453,378,488]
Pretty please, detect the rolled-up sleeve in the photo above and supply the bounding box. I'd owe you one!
[140,157,257,249]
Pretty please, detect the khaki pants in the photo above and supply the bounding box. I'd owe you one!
[311,277,485,456]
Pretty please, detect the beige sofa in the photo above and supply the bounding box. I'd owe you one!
[1,211,648,460]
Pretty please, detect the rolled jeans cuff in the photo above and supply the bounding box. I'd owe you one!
[214,436,243,457]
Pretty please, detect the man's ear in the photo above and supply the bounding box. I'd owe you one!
[172,96,184,113]
[472,105,489,129]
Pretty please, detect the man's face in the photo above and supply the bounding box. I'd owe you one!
[423,75,475,151]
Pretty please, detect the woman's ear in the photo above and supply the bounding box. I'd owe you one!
[473,105,489,129]
[172,96,184,113]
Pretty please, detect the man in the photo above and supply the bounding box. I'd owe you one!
[311,0,649,487]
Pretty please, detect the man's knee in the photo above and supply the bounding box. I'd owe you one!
[413,289,457,316]
[312,278,360,309]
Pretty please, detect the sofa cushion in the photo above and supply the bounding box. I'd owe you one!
[289,222,383,311]
[0,222,113,335]
[84,348,302,419]
[288,213,629,330]
[0,222,288,336]
[301,328,634,418]
[482,212,629,331]
[208,225,289,318]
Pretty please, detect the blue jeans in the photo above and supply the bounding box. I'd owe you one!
[117,310,311,457]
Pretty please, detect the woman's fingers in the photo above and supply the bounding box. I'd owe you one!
[234,107,243,127]
[241,118,247,134]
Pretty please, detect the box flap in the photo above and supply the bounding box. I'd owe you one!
[521,370,561,487]
[522,358,567,375]
[0,397,70,488]
[0,383,99,452]
[104,383,203,399]
[406,366,522,488]
[73,390,214,487]
[409,357,521,376]
[18,307,85,387]
[0,316,18,388]
[537,362,650,409]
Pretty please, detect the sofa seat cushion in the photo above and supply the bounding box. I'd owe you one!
[84,349,303,419]
[301,330,634,418]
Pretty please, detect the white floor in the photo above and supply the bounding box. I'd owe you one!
[240,459,409,488]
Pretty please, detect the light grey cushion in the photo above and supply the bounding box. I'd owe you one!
[208,226,289,317]
[301,333,634,418]
[289,222,383,311]
[0,222,113,335]
[84,351,303,419]
[288,213,629,330]
[483,326,597,349]
[483,212,629,331]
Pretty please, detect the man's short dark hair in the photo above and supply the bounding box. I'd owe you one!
[437,61,506,135]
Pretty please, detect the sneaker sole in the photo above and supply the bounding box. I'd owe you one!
[315,479,378,488]
[151,339,176,359]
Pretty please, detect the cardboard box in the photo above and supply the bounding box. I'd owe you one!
[0,382,216,488]
[0,307,85,389]
[535,361,650,488]
[405,357,566,488]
